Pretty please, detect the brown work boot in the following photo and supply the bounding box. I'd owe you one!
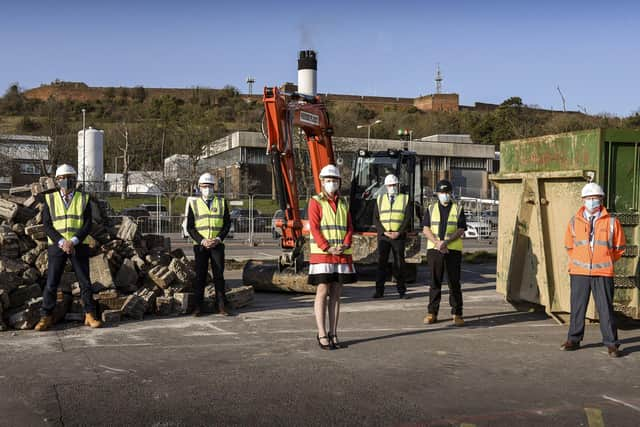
[423,313,437,324]
[34,316,53,332]
[607,345,621,358]
[218,301,230,317]
[84,313,103,328]
[560,340,580,351]
[453,315,465,327]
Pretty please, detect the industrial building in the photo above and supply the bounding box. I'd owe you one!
[0,134,51,190]
[197,131,496,199]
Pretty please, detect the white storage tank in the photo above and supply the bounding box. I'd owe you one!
[77,126,104,192]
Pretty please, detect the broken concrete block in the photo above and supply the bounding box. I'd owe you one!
[226,286,255,309]
[25,224,46,241]
[98,296,128,312]
[114,259,139,293]
[0,256,30,274]
[116,216,139,241]
[0,199,19,221]
[170,248,186,259]
[64,313,84,322]
[95,289,119,300]
[35,251,48,275]
[147,265,176,289]
[21,267,40,283]
[135,286,162,313]
[89,254,114,291]
[131,255,146,271]
[169,257,195,285]
[0,228,21,258]
[142,234,169,252]
[10,184,32,197]
[155,296,174,315]
[0,272,23,293]
[101,310,121,324]
[8,297,42,330]
[120,294,146,320]
[173,292,195,314]
[9,283,42,309]
[0,288,10,309]
[23,195,38,209]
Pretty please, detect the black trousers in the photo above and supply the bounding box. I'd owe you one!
[375,237,406,294]
[193,243,226,309]
[42,244,96,316]
[567,275,619,347]
[426,249,463,315]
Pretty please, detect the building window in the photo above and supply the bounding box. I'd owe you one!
[19,163,41,175]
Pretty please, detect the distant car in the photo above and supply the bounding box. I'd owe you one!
[271,208,308,239]
[120,207,150,219]
[138,203,169,219]
[230,208,270,233]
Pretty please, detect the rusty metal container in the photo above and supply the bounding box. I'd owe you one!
[491,128,640,322]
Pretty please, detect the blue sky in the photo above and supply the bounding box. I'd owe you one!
[1,0,638,116]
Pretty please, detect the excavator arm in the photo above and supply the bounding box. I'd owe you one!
[262,86,335,271]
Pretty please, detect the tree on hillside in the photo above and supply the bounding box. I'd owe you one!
[132,86,146,103]
[1,83,25,114]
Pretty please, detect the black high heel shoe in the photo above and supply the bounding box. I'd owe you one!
[328,333,342,349]
[317,335,331,350]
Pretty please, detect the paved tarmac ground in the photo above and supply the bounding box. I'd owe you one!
[1,261,640,426]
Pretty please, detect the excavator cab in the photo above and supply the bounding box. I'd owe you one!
[349,149,421,233]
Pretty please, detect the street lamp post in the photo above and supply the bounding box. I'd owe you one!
[357,119,382,151]
[81,108,86,185]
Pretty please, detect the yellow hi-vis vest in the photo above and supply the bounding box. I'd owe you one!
[190,197,225,244]
[309,194,353,255]
[45,191,89,245]
[426,202,463,251]
[377,193,408,232]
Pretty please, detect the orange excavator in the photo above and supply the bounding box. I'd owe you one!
[242,86,423,292]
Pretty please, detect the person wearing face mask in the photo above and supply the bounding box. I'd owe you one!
[186,173,231,316]
[35,164,101,331]
[421,180,467,327]
[308,164,357,350]
[561,183,625,357]
[372,174,413,299]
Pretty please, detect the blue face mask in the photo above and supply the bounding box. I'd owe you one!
[584,198,601,211]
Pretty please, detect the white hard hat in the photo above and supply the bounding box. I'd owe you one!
[319,164,341,179]
[55,164,77,177]
[581,182,605,197]
[384,174,399,186]
[198,172,216,185]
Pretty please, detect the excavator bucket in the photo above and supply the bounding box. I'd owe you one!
[242,260,317,293]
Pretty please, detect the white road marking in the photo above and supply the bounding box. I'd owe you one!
[602,394,640,412]
[98,365,132,373]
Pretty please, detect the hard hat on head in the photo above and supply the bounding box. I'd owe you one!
[55,164,77,177]
[198,172,216,185]
[384,174,399,186]
[436,179,452,193]
[319,164,341,179]
[581,182,605,198]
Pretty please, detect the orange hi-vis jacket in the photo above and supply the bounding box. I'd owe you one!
[564,206,626,277]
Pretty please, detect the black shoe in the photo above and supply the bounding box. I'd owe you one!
[398,293,410,299]
[192,308,203,317]
[560,340,580,351]
[328,333,342,349]
[372,292,384,299]
[317,335,331,350]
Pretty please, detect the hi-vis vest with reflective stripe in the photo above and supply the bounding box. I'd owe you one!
[566,211,624,277]
[190,197,225,244]
[45,191,89,245]
[377,193,408,232]
[309,194,353,255]
[426,202,463,251]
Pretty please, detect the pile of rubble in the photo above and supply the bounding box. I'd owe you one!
[0,178,253,331]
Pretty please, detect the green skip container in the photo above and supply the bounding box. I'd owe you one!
[491,128,640,322]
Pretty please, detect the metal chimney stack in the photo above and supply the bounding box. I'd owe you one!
[297,50,317,97]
